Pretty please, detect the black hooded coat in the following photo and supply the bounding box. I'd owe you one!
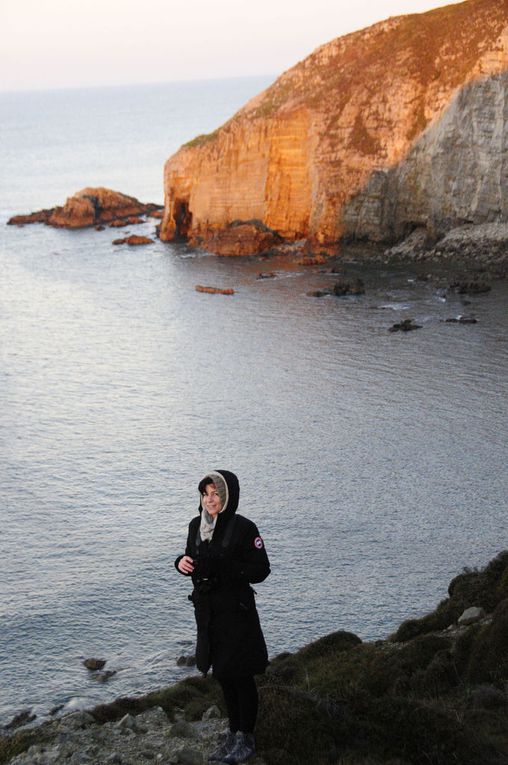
[175,470,270,679]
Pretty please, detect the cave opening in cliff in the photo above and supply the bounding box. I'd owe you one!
[173,199,192,240]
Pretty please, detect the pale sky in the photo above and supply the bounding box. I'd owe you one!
[2,0,465,92]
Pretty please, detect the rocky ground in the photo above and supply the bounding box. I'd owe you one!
[383,222,508,265]
[5,706,266,765]
[3,552,508,765]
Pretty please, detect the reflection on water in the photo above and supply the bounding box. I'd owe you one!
[1,222,507,726]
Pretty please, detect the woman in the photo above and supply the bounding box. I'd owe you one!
[175,469,270,764]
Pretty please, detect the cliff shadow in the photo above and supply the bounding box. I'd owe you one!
[340,69,508,245]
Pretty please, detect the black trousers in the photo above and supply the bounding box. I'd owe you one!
[218,675,258,733]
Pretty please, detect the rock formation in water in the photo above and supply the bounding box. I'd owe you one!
[161,0,508,255]
[8,188,163,229]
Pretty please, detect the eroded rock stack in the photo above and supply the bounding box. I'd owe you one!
[8,188,162,230]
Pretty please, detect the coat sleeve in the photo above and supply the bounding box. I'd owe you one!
[230,521,270,584]
[174,519,196,576]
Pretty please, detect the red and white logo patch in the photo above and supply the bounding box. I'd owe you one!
[254,536,264,550]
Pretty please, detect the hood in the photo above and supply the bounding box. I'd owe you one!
[198,469,240,520]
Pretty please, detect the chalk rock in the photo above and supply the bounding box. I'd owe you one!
[458,606,486,625]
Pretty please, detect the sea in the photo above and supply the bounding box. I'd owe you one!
[1,77,507,729]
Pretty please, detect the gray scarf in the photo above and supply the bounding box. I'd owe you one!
[199,509,217,542]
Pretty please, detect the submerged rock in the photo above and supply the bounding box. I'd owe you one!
[389,318,422,332]
[332,278,365,296]
[448,280,492,295]
[5,709,36,730]
[83,658,107,671]
[444,316,478,324]
[176,655,196,667]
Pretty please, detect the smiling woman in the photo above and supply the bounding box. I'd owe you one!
[1,0,464,91]
[175,470,270,764]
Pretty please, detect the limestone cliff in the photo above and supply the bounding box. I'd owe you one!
[161,0,508,253]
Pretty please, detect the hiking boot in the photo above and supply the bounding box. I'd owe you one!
[224,731,256,763]
[208,730,237,761]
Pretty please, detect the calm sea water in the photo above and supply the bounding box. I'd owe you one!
[1,79,507,729]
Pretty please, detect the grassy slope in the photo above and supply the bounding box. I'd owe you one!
[2,552,508,765]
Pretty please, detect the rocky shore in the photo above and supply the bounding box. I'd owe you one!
[2,552,508,765]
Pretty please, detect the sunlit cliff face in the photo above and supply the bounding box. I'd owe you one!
[161,0,508,254]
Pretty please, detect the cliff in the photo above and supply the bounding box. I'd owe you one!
[161,0,508,254]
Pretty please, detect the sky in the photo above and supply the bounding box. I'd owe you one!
[2,0,465,92]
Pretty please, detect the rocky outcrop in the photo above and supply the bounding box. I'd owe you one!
[8,188,163,229]
[112,234,154,246]
[161,0,508,254]
[204,221,282,257]
[344,69,508,241]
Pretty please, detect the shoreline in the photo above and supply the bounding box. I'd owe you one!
[3,551,508,765]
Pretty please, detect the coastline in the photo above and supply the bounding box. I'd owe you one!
[3,552,508,765]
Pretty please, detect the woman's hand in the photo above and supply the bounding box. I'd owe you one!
[178,555,195,575]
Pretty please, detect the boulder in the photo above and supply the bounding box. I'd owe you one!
[83,658,106,670]
[112,235,154,246]
[202,705,221,721]
[458,606,486,625]
[177,655,196,667]
[448,281,492,295]
[4,708,36,730]
[389,318,422,332]
[204,221,282,257]
[332,278,365,296]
